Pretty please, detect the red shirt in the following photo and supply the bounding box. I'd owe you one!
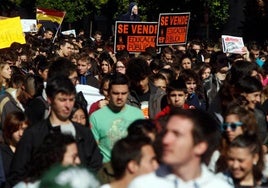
[155,104,191,120]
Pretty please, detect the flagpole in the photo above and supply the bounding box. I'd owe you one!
[52,25,61,43]
[52,11,65,43]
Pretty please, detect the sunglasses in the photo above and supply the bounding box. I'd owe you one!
[221,121,243,132]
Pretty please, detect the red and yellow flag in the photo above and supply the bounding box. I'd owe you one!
[36,8,66,33]
[36,8,65,25]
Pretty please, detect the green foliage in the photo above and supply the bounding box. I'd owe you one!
[112,0,129,20]
[207,0,229,30]
[90,0,109,9]
[0,0,18,11]
[11,0,22,5]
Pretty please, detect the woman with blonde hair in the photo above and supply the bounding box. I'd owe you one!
[0,60,12,95]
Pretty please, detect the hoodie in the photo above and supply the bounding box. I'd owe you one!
[119,2,141,21]
[129,2,137,15]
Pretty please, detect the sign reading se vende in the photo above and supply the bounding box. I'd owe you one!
[114,21,158,53]
[157,12,190,46]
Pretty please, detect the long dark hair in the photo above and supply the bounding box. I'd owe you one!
[228,131,264,184]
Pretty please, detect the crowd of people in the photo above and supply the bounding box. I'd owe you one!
[1,9,268,187]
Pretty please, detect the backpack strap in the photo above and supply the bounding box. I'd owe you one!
[0,97,10,126]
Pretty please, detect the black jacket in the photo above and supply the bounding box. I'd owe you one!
[119,12,141,21]
[6,119,103,187]
[0,144,13,180]
[78,74,100,89]
[24,96,49,126]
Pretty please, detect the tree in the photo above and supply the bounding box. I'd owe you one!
[207,0,229,31]
[0,0,17,16]
[243,0,268,43]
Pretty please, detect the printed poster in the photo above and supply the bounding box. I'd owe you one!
[221,35,244,54]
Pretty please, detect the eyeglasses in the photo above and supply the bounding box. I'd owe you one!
[221,121,243,132]
[219,70,228,74]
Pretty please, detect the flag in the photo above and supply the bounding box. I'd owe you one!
[36,7,66,34]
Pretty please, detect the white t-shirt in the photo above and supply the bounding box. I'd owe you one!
[100,183,111,188]
[128,164,232,188]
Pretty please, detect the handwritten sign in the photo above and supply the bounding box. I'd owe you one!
[157,12,190,46]
[0,17,26,49]
[114,21,158,53]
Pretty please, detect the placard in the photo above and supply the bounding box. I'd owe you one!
[157,12,190,46]
[114,21,158,53]
[221,35,244,54]
[0,17,26,49]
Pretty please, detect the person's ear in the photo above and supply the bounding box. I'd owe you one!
[167,95,171,105]
[240,92,248,98]
[106,93,110,101]
[127,160,138,174]
[253,153,259,165]
[194,141,208,156]
[38,69,42,75]
[184,93,188,100]
[47,97,52,105]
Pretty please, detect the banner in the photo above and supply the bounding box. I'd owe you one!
[36,7,66,33]
[157,12,190,46]
[0,17,26,49]
[114,21,158,54]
